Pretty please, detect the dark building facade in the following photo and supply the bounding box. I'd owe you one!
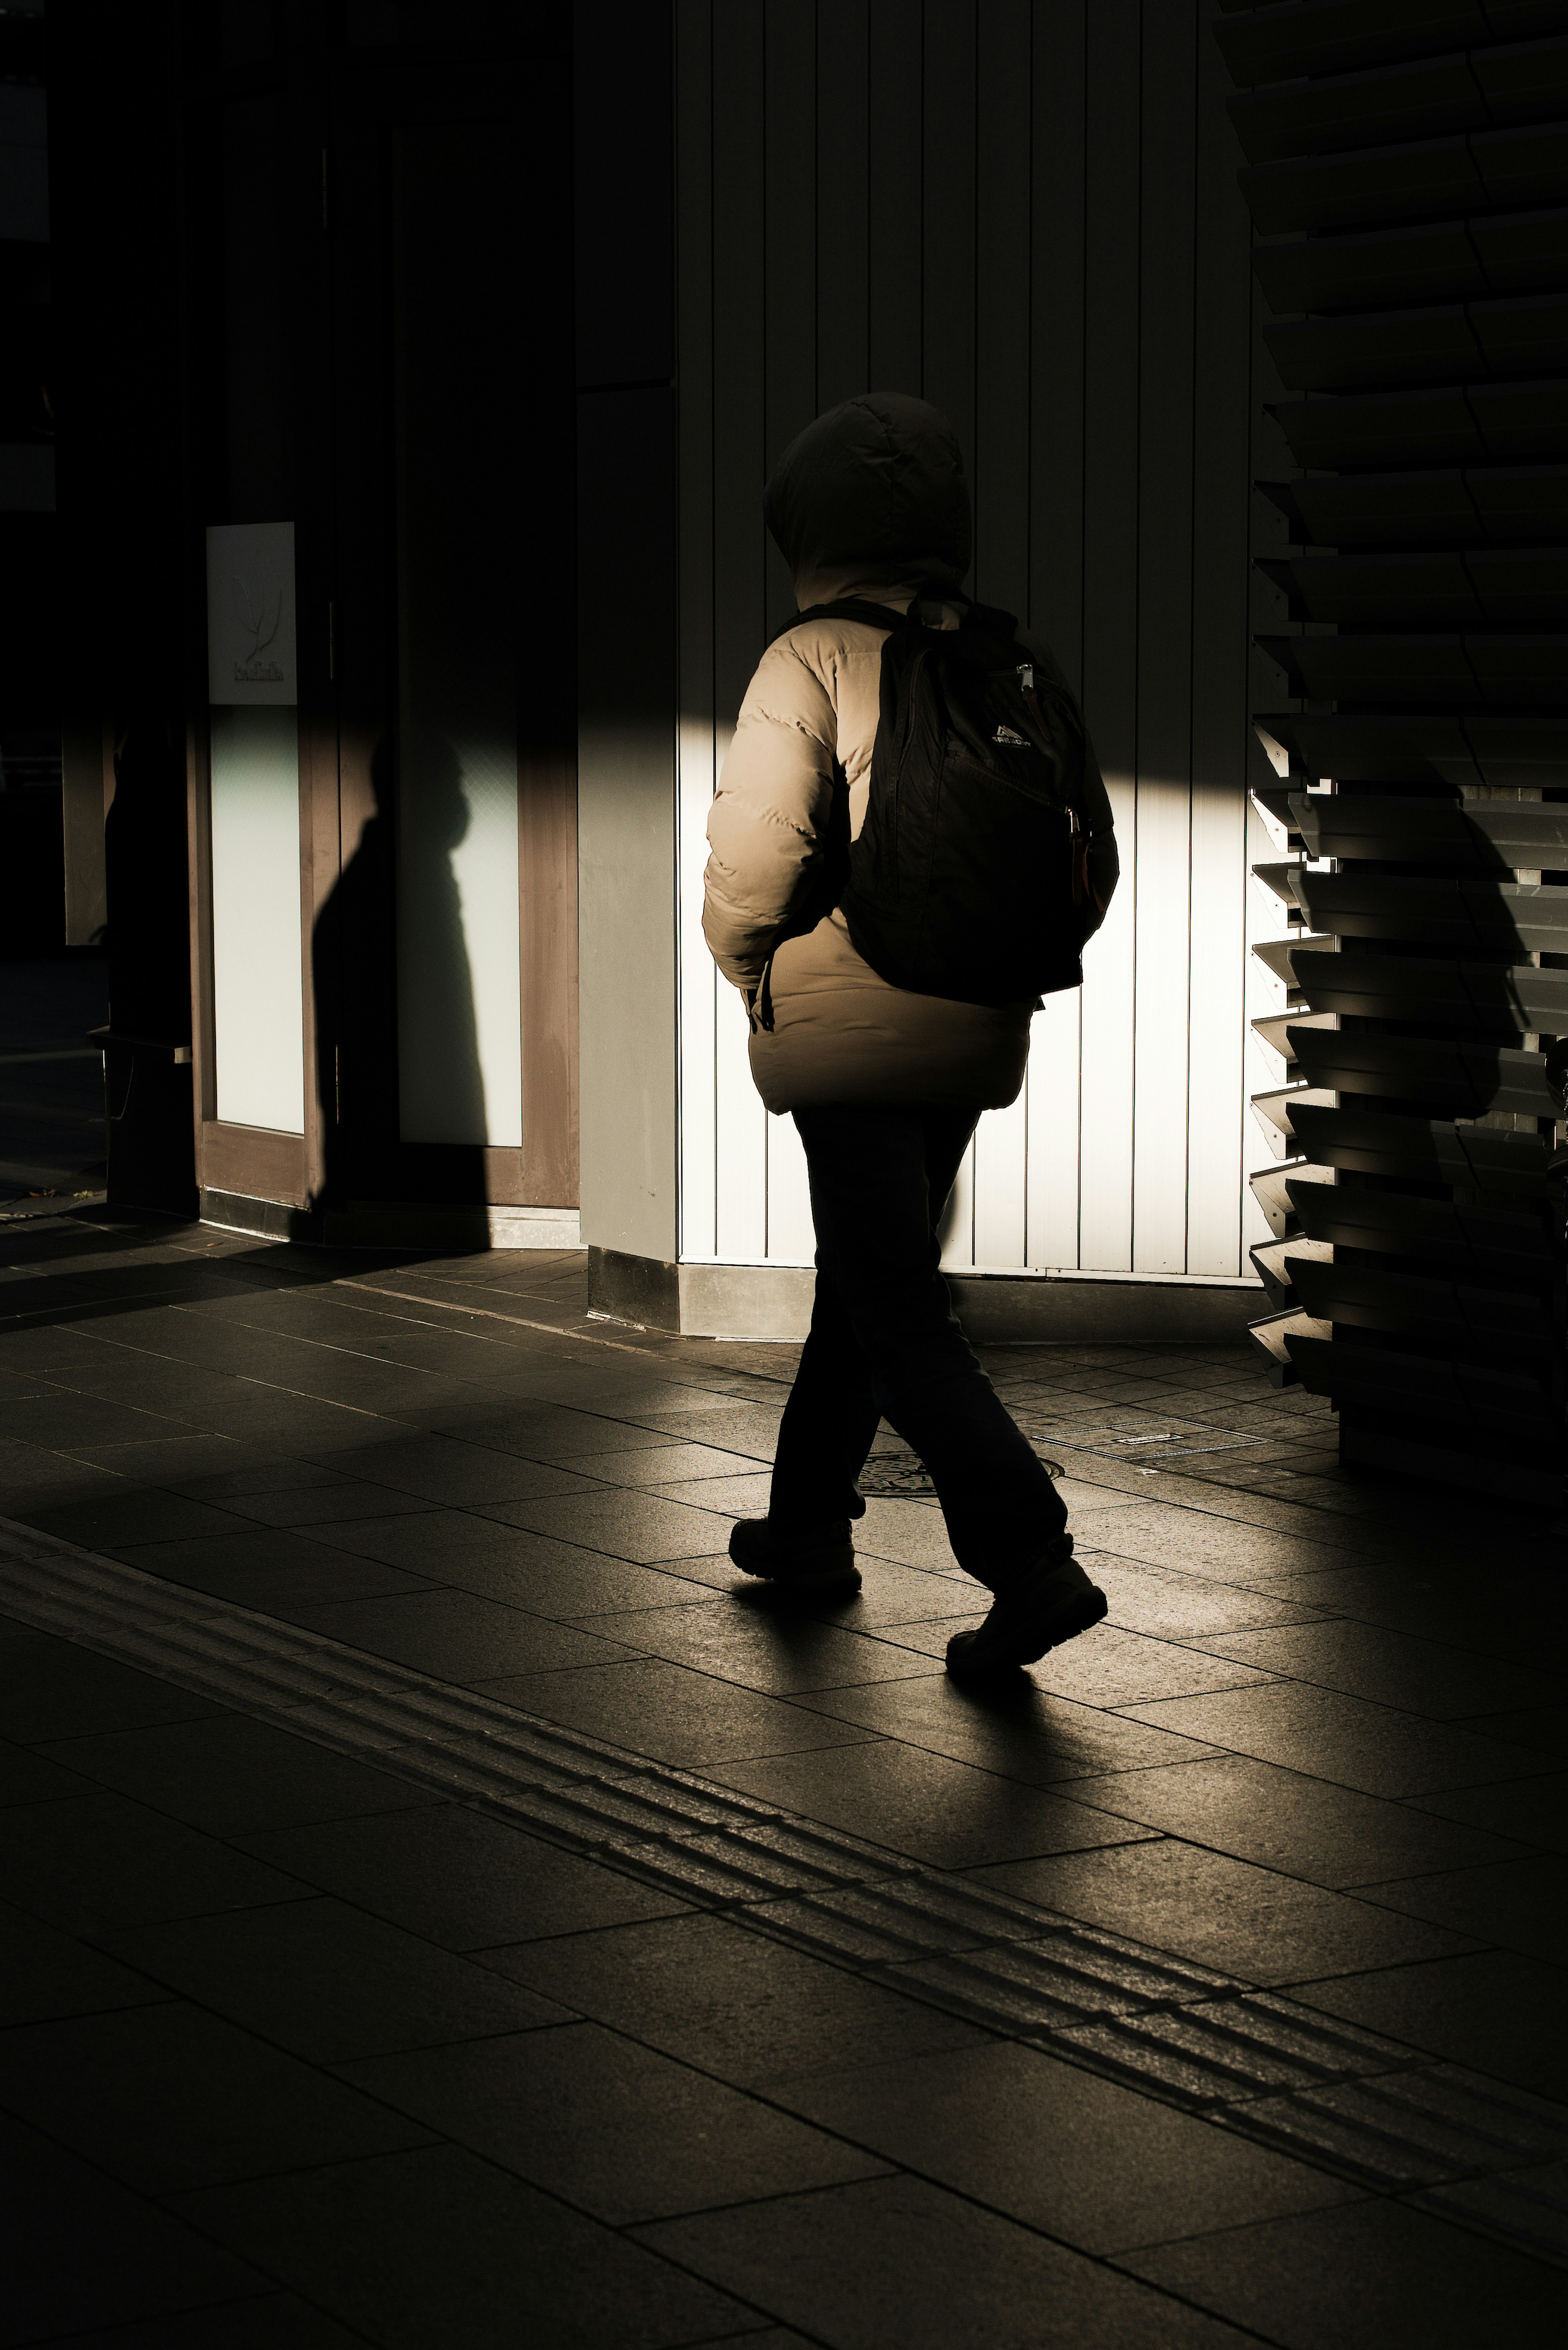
[42,0,1568,1508]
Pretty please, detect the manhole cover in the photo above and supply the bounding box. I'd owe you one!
[858,1453,1062,1496]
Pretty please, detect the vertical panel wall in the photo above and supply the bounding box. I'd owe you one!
[673,0,1265,1288]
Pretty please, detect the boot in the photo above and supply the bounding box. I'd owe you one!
[728,1516,861,1592]
[945,1542,1106,1676]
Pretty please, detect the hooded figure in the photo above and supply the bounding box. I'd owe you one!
[705,393,1116,1679]
[703,390,1118,1114]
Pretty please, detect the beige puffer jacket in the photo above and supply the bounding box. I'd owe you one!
[702,395,1119,1115]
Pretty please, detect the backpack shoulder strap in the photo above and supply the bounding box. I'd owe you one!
[768,598,913,646]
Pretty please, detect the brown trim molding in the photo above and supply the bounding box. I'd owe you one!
[197,1123,308,1207]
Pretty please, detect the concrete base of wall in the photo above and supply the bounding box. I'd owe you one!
[322,1204,581,1252]
[200,1191,580,1253]
[588,1247,1265,1343]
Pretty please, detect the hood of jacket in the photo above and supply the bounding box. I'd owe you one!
[763,393,972,609]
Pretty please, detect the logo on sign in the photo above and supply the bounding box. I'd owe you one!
[233,576,285,684]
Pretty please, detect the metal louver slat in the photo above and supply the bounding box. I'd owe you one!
[1291,870,1568,951]
[1287,1175,1561,1270]
[1261,631,1568,704]
[1267,291,1568,392]
[1230,58,1495,169]
[1252,209,1568,316]
[1218,1,1568,1506]
[1289,1025,1558,1115]
[1258,462,1568,547]
[1270,377,1568,467]
[1216,4,1488,96]
[1236,126,1568,238]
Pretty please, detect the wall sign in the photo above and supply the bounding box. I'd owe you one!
[205,520,297,705]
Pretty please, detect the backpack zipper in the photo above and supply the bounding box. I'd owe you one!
[1018,661,1087,899]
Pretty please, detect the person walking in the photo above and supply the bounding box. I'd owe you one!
[703,392,1120,1676]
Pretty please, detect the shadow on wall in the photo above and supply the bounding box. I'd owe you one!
[102,718,196,1216]
[311,729,490,1242]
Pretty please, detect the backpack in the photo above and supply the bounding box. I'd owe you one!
[755,595,1103,1028]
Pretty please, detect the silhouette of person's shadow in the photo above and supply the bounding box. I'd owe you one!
[312,729,490,1239]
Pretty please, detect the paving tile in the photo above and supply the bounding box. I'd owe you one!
[435,1403,688,1460]
[297,1507,620,1573]
[1410,1770,1568,1856]
[1089,1555,1326,1640]
[586,1595,938,1694]
[646,1469,773,1515]
[780,1556,980,1627]
[1354,1853,1568,1965]
[107,1895,572,2062]
[0,1896,169,2028]
[636,2173,1257,2350]
[489,1656,876,1768]
[237,1804,686,1949]
[1,2110,266,2345]
[172,2142,756,2350]
[1291,1949,1568,2104]
[301,1432,610,1505]
[608,1546,768,1592]
[341,2019,888,2223]
[1458,1704,1568,1759]
[220,1480,447,1528]
[967,1840,1479,1984]
[111,1526,435,1609]
[851,1494,965,1572]
[1,1393,198,1450]
[0,1633,223,1743]
[1269,1570,1568,1674]
[1121,1682,1547,1798]
[38,1711,443,1838]
[710,1739,1157,1869]
[485,1912,991,2088]
[791,1671,1224,1787]
[880,1618,1279,1704]
[773,2038,1356,2253]
[0,1793,305,1935]
[1063,1755,1535,1890]
[47,2295,376,2347]
[0,1729,94,1806]
[0,1324,118,1370]
[410,1540,718,1618]
[1414,2154,1568,2267]
[695,2335,817,2350]
[284,1588,639,1679]
[568,1440,772,1485]
[0,2001,432,2193]
[623,1402,786,1454]
[25,1487,262,1549]
[478,1487,747,1562]
[52,1436,298,1492]
[1072,1502,1350,1584]
[1118,2195,1562,2348]
[173,1458,348,1500]
[0,1448,127,1523]
[1193,1619,1561,1722]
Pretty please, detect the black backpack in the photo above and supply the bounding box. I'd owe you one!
[756,595,1102,1028]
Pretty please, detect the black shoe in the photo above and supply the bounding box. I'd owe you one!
[945,1550,1107,1677]
[728,1516,861,1592]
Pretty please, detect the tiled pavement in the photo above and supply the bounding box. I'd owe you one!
[0,1204,1564,2347]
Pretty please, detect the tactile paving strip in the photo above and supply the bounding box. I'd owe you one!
[3,1515,1564,2265]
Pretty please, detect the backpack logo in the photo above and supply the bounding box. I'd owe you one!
[993,724,1029,747]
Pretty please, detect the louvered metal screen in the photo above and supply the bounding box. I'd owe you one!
[1215,0,1568,1509]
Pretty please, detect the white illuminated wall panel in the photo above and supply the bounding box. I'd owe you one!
[205,523,305,1136]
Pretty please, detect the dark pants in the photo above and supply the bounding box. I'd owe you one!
[768,1102,1068,1593]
